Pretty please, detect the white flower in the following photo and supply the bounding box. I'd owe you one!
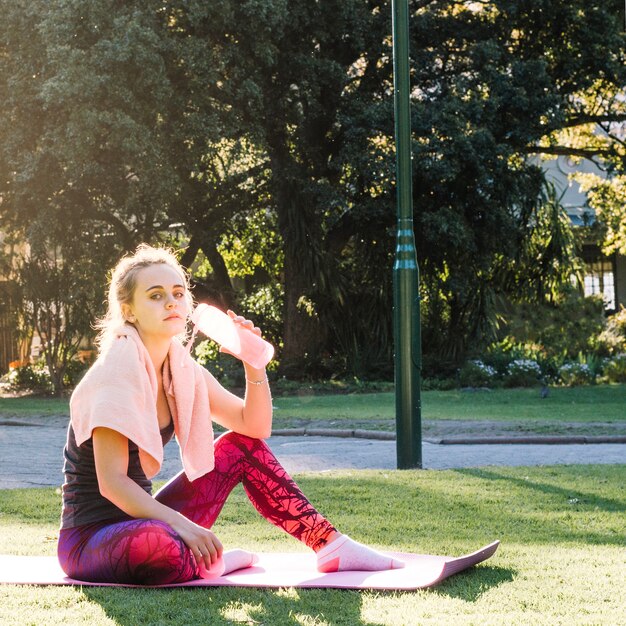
[470,360,496,377]
[507,359,541,374]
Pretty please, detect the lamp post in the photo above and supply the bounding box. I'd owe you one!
[392,0,422,468]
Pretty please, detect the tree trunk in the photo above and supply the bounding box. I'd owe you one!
[280,253,322,377]
[197,234,236,310]
[271,162,325,376]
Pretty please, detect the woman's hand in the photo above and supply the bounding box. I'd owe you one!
[93,427,224,571]
[169,515,224,570]
[218,310,263,359]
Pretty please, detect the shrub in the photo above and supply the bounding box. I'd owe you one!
[604,354,626,383]
[495,291,606,360]
[2,361,52,393]
[484,338,544,370]
[595,307,626,356]
[459,360,497,388]
[63,359,90,388]
[194,339,245,387]
[504,359,542,387]
[421,377,458,391]
[558,362,594,386]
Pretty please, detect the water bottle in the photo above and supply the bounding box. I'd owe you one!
[191,303,274,369]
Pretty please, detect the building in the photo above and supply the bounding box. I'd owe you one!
[542,155,626,313]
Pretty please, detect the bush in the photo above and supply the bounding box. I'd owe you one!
[596,307,626,356]
[504,359,542,387]
[604,354,626,383]
[194,340,245,387]
[421,377,458,391]
[558,362,594,386]
[459,360,497,388]
[62,359,90,388]
[495,291,606,360]
[2,362,52,393]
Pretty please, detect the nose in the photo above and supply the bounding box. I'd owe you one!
[165,297,176,309]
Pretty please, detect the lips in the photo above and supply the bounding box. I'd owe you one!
[164,314,182,321]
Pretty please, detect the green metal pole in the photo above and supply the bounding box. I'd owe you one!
[392,0,422,468]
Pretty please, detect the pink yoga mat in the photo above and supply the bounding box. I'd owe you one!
[0,541,498,590]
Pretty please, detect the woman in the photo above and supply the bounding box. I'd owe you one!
[58,244,403,584]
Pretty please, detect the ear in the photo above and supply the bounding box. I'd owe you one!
[121,303,135,323]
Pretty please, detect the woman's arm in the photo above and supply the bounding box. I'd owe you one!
[204,363,273,439]
[204,311,273,439]
[92,427,222,568]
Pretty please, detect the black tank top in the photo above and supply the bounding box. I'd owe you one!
[60,420,175,529]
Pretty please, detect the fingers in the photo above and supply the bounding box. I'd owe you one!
[226,310,262,336]
[193,534,223,569]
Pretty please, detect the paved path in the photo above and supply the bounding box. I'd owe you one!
[0,421,623,489]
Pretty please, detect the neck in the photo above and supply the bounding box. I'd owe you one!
[135,329,171,373]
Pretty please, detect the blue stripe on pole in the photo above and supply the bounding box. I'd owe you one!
[394,260,418,269]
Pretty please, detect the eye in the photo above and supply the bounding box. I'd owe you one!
[174,291,185,299]
[150,293,162,300]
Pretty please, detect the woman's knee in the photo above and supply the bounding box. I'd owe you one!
[214,430,265,454]
[116,520,196,584]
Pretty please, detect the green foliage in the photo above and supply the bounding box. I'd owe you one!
[1,0,625,382]
[193,340,245,388]
[577,175,626,257]
[458,360,497,388]
[504,358,542,388]
[596,307,626,356]
[407,0,625,363]
[15,247,106,395]
[495,290,606,362]
[558,362,595,387]
[1,362,51,394]
[604,354,626,383]
[239,283,284,349]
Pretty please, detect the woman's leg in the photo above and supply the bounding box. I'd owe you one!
[155,431,337,551]
[58,518,196,585]
[155,431,404,572]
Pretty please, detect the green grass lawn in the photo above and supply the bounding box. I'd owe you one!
[0,396,69,418]
[272,384,626,433]
[274,384,626,422]
[1,384,625,433]
[1,465,624,625]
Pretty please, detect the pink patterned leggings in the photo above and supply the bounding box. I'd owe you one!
[58,432,336,585]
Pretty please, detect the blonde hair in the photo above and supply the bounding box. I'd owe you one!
[95,244,194,353]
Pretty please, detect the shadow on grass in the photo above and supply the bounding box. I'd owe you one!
[432,565,516,602]
[80,566,515,625]
[454,467,626,514]
[82,586,382,626]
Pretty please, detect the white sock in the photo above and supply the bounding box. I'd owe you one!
[316,535,405,573]
[222,549,259,574]
[198,549,258,579]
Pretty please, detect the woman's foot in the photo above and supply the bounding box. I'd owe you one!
[198,549,258,579]
[223,549,259,574]
[316,534,405,573]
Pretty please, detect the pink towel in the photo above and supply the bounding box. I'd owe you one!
[70,324,214,481]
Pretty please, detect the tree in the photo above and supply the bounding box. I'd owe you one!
[162,0,396,374]
[399,0,626,367]
[0,1,187,388]
[0,2,179,248]
[188,0,626,374]
[15,243,106,395]
[2,0,625,383]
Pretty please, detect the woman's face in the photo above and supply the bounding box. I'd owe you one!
[124,264,189,342]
